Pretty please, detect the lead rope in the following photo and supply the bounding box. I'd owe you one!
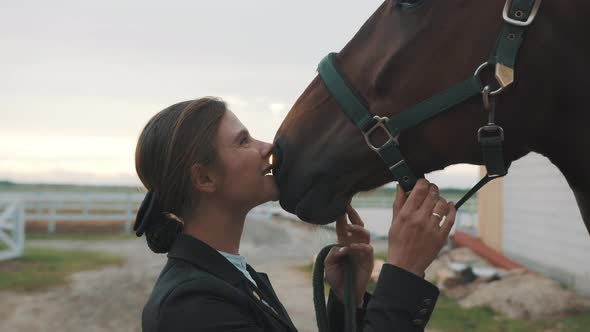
[313,244,356,332]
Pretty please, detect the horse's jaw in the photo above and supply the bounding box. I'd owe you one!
[290,186,351,225]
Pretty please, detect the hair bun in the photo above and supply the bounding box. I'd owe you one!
[145,215,184,253]
[133,191,159,237]
[134,191,184,253]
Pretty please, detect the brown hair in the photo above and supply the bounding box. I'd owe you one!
[135,97,227,253]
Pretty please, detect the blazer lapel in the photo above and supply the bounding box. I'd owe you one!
[248,266,298,332]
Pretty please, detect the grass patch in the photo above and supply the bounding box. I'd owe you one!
[429,295,552,332]
[0,246,125,292]
[27,232,136,242]
[299,254,590,331]
[429,295,590,332]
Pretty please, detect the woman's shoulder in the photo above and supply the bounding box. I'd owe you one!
[142,259,262,331]
[147,258,250,310]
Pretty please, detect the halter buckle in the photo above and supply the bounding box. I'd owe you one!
[502,0,542,27]
[363,116,398,152]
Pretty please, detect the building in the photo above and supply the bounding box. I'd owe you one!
[477,152,590,295]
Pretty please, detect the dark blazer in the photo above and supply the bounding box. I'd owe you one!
[142,234,439,332]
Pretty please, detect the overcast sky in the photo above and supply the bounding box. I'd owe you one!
[0,0,478,188]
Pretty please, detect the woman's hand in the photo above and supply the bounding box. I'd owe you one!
[324,205,374,307]
[388,179,456,277]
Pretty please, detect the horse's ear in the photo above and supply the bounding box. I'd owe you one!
[190,163,217,193]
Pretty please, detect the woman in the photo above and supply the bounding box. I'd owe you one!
[135,97,455,331]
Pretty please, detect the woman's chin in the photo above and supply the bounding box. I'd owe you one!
[263,175,280,201]
[267,191,280,202]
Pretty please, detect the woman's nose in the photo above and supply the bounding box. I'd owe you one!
[260,141,273,158]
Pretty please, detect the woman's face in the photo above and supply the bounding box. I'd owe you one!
[213,110,279,208]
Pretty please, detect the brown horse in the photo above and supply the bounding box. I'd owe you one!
[272,0,590,234]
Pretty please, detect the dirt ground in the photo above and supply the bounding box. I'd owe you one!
[0,217,342,332]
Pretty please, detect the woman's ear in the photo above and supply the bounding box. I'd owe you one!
[191,164,217,193]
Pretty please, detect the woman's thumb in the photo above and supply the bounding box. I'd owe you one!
[393,184,406,214]
[324,246,347,266]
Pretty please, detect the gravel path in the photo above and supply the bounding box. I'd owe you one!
[0,217,341,332]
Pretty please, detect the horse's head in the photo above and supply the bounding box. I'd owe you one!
[274,0,549,224]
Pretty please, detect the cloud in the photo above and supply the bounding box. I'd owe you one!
[0,0,477,187]
[0,169,141,187]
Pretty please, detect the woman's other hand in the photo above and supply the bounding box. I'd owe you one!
[388,179,456,277]
[324,205,374,306]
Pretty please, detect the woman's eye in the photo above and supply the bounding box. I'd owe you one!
[240,136,250,145]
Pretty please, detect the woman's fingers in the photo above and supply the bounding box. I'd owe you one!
[325,244,367,264]
[401,179,431,212]
[326,243,374,272]
[420,184,440,213]
[349,243,373,256]
[393,184,407,215]
[439,202,456,237]
[430,197,449,226]
[345,224,371,243]
[346,205,364,227]
[336,213,347,239]
[324,246,348,266]
[338,204,370,245]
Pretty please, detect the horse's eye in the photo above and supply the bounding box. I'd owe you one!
[396,0,424,9]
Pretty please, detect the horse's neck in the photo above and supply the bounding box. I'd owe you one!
[536,95,590,234]
[527,1,590,233]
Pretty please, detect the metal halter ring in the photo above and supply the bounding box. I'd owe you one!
[474,62,505,96]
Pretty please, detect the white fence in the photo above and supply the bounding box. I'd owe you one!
[351,193,478,237]
[0,200,25,260]
[269,201,478,238]
[0,191,476,240]
[1,192,146,233]
[0,192,272,234]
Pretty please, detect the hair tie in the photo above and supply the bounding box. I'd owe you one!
[133,191,163,237]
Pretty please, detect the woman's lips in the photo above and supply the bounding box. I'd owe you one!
[262,165,273,175]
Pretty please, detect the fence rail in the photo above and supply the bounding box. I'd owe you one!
[0,192,272,234]
[0,191,477,238]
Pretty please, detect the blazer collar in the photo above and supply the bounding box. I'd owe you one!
[167,233,245,285]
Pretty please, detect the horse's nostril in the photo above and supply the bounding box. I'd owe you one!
[272,143,283,178]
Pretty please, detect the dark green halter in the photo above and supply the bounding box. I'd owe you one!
[313,1,542,331]
[317,0,542,210]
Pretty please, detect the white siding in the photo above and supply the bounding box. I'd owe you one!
[502,153,590,295]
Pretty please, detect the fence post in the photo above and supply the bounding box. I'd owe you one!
[48,201,56,234]
[82,192,90,217]
[16,201,25,256]
[124,193,133,233]
[36,192,42,216]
